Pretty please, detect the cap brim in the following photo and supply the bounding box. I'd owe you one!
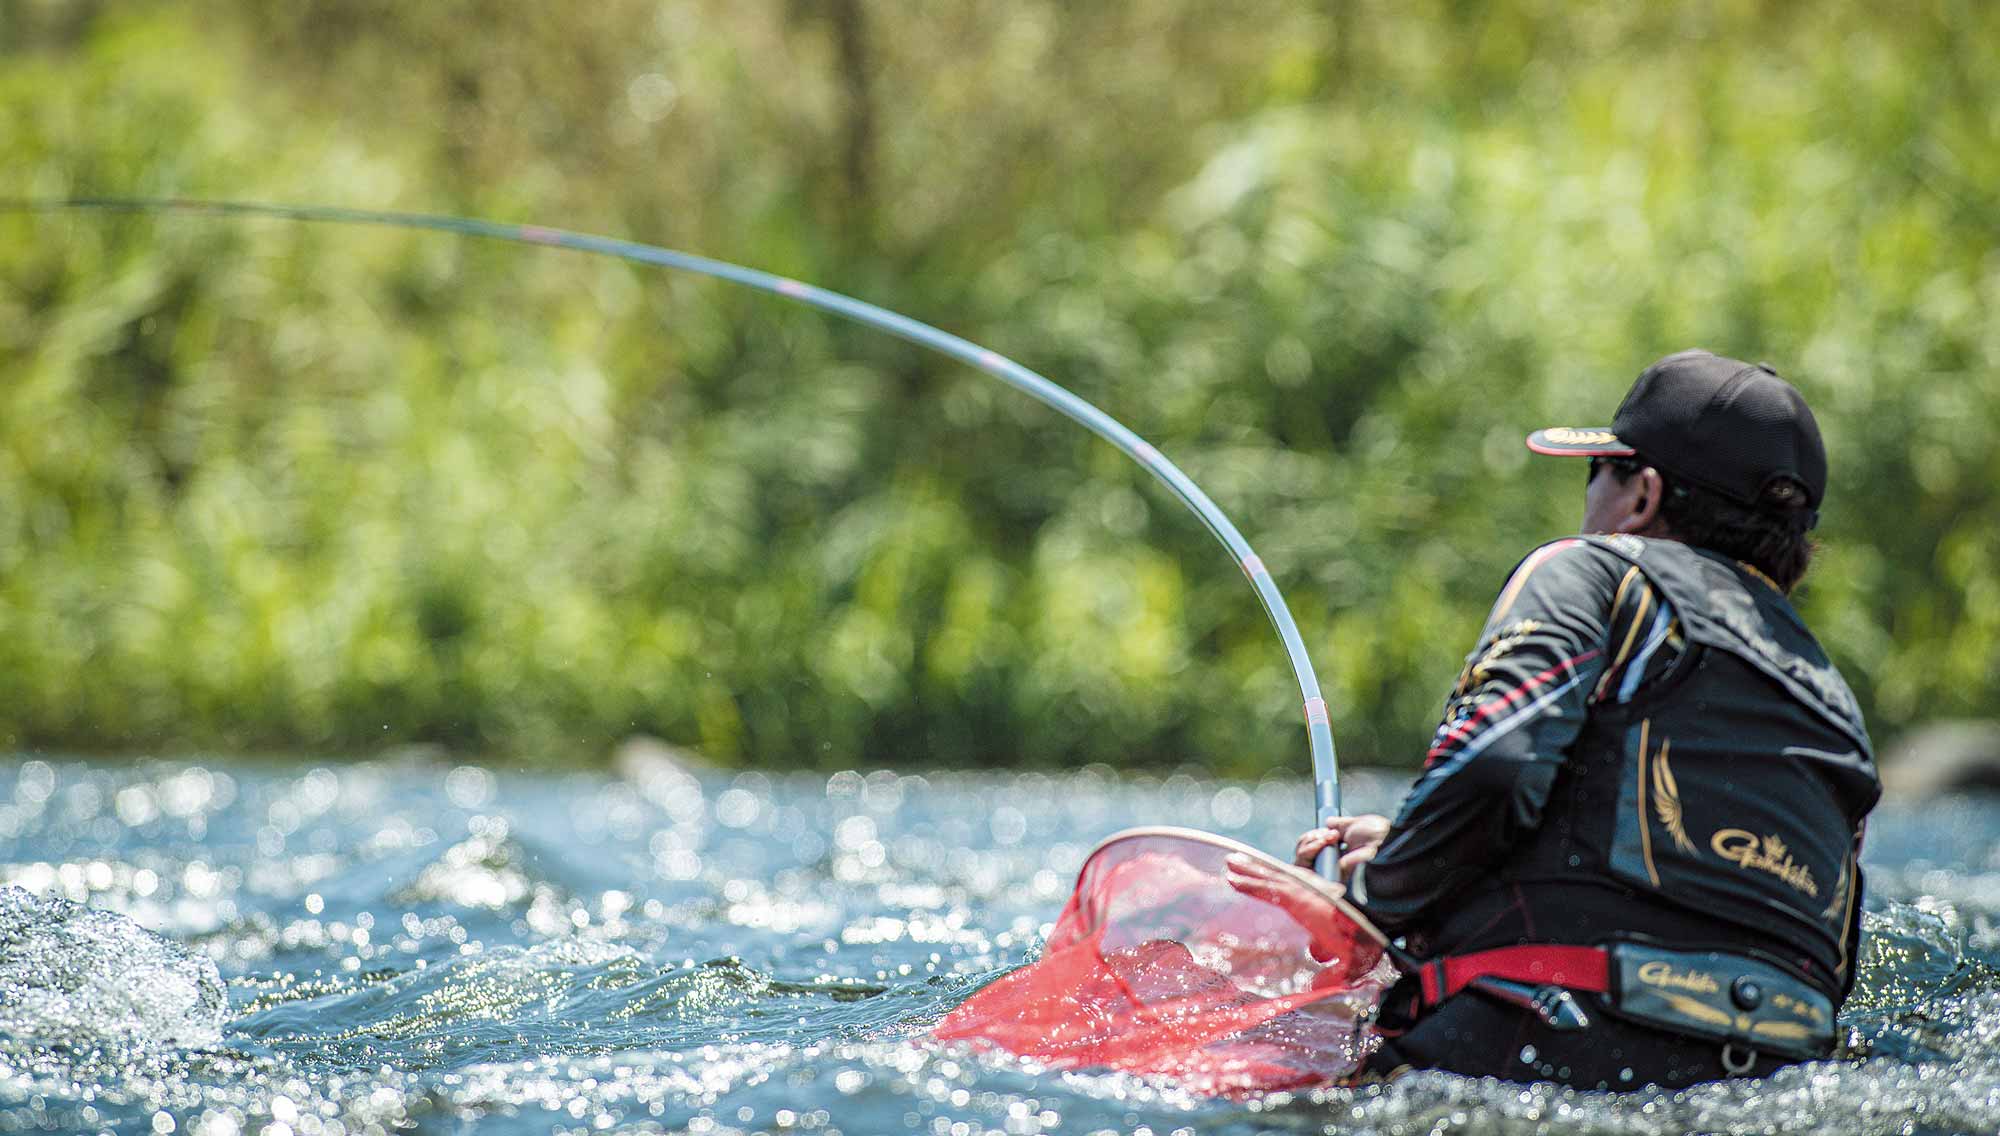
[1525,427,1638,457]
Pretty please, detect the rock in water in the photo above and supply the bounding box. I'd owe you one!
[0,885,228,1050]
[1881,719,2000,800]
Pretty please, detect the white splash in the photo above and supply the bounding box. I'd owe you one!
[0,885,228,1049]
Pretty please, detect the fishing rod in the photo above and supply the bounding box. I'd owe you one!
[1,196,1347,867]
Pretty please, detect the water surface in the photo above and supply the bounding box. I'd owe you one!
[1,754,1993,1135]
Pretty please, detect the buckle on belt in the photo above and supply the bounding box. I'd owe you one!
[1415,945,1605,1032]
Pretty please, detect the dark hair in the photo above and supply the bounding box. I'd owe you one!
[1596,457,1818,592]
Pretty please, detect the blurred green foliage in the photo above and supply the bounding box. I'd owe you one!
[2,1,1996,772]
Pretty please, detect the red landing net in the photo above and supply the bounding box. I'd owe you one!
[931,827,1393,1096]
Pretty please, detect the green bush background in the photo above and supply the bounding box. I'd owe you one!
[2,1,1994,772]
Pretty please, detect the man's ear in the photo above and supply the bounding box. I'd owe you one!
[1623,467,1667,533]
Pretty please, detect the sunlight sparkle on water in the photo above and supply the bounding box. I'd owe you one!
[1,758,1998,1134]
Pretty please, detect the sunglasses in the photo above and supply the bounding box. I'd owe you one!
[1588,456,1643,484]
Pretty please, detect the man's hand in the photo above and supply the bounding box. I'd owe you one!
[1222,852,1350,965]
[1294,814,1392,880]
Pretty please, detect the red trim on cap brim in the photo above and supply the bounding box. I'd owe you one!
[1524,428,1637,458]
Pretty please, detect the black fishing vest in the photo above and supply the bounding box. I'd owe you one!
[1494,537,1880,993]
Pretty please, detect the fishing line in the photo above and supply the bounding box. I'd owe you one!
[0,195,1345,855]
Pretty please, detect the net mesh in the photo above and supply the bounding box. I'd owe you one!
[932,829,1392,1095]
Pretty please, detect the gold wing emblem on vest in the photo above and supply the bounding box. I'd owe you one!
[1651,740,1698,855]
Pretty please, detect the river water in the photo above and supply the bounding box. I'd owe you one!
[0,753,1993,1135]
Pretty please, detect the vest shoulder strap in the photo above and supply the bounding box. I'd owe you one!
[1576,535,1873,760]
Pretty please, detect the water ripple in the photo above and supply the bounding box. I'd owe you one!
[1,757,1996,1134]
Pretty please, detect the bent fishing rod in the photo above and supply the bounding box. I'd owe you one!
[13,197,1596,1028]
[2,195,1346,864]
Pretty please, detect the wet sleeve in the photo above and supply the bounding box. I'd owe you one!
[1352,539,1632,934]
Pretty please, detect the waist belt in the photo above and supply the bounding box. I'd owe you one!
[1417,944,1610,1004]
[1411,941,1837,1060]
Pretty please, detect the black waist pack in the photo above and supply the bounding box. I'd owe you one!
[1598,940,1837,1060]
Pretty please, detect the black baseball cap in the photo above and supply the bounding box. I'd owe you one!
[1525,349,1828,509]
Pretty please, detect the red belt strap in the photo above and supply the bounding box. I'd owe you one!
[1418,944,1611,1005]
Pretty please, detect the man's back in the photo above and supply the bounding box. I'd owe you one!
[1402,537,1875,983]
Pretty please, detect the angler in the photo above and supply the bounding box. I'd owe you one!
[1299,350,1880,1089]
